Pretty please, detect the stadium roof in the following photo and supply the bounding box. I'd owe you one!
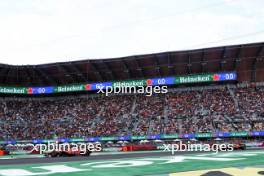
[0,42,264,87]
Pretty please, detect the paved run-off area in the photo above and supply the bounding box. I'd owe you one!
[0,150,264,176]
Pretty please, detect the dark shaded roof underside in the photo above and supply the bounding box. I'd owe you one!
[0,42,264,87]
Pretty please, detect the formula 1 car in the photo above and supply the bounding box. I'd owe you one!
[0,149,9,155]
[0,145,10,155]
[233,143,246,150]
[44,149,92,157]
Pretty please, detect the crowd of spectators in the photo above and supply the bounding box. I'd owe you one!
[0,84,264,140]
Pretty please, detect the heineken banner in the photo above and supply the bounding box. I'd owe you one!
[113,80,146,87]
[230,131,248,137]
[195,133,212,138]
[100,137,118,141]
[54,84,86,93]
[0,86,27,94]
[131,136,147,140]
[161,134,179,139]
[0,72,236,95]
[176,74,213,84]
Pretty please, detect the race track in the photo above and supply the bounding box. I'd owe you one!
[0,150,212,165]
[0,151,173,165]
[1,150,264,176]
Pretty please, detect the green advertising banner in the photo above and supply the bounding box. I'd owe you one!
[70,138,85,142]
[160,134,179,139]
[175,74,214,84]
[113,80,146,88]
[100,137,118,141]
[54,84,86,93]
[230,132,248,137]
[195,133,212,138]
[0,86,27,94]
[131,136,147,140]
[42,139,55,143]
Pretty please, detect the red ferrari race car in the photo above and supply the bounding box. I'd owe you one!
[233,142,246,150]
[0,145,10,155]
[44,149,92,157]
[0,149,9,155]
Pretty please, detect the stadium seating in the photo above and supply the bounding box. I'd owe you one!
[0,84,264,140]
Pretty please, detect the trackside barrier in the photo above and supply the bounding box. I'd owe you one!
[3,130,264,145]
[245,142,264,149]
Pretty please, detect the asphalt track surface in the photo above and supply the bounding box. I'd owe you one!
[2,149,257,166]
[0,151,202,165]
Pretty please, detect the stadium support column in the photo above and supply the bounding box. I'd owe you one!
[251,46,264,82]
[252,57,257,82]
[187,52,192,74]
[220,47,226,71]
[234,46,241,73]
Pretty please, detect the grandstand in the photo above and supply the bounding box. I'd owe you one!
[0,42,264,141]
